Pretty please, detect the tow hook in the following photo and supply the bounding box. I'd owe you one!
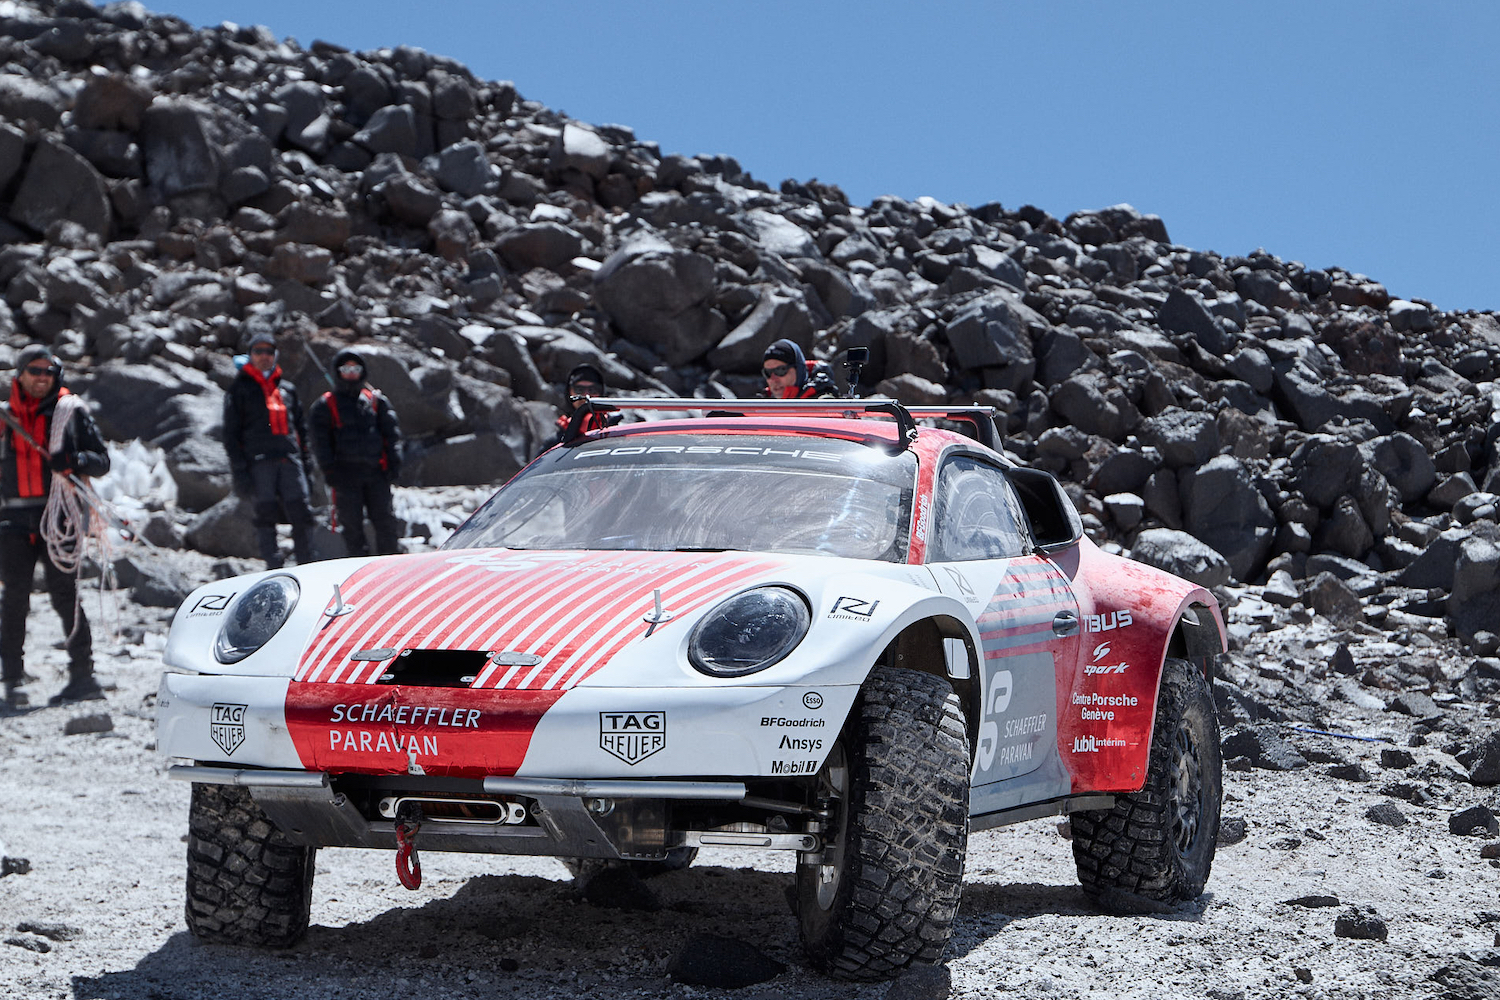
[394,803,423,890]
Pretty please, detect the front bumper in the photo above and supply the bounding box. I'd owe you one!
[157,672,856,780]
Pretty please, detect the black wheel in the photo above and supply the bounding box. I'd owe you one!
[796,666,970,981]
[185,783,316,947]
[1070,657,1222,912]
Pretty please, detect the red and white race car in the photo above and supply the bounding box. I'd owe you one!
[158,399,1224,980]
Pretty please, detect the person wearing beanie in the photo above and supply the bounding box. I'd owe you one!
[762,339,838,399]
[222,333,316,568]
[0,347,110,708]
[308,348,403,557]
[553,363,619,444]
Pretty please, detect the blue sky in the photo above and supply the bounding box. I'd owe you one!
[161,1,1498,313]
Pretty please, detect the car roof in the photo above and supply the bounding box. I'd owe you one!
[561,398,1010,461]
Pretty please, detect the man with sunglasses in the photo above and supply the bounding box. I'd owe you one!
[308,348,403,557]
[222,332,315,568]
[0,347,110,709]
[553,363,620,445]
[762,339,838,399]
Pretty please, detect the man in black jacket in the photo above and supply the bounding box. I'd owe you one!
[0,347,110,708]
[308,348,402,557]
[222,332,314,568]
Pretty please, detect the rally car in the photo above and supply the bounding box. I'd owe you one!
[157,399,1224,980]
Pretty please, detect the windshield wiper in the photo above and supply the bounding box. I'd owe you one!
[673,546,734,552]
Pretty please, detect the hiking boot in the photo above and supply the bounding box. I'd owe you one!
[47,677,104,706]
[3,683,27,710]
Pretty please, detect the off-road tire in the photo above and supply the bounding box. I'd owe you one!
[1070,657,1222,913]
[185,783,316,947]
[796,666,970,981]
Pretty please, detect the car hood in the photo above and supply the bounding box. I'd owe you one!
[293,548,791,690]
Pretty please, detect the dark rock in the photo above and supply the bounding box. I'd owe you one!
[1449,805,1499,837]
[578,865,659,912]
[1326,763,1370,782]
[1397,527,1468,591]
[1217,816,1248,845]
[4,935,49,953]
[355,104,419,156]
[1131,528,1232,589]
[1334,906,1389,941]
[496,222,584,271]
[412,431,527,487]
[707,286,814,372]
[1049,372,1139,440]
[1388,691,1442,719]
[14,921,82,942]
[594,236,724,366]
[666,933,785,988]
[1365,802,1408,827]
[184,496,260,559]
[1221,725,1309,771]
[944,289,1042,375]
[1182,456,1277,581]
[63,712,113,735]
[1282,894,1340,907]
[1138,407,1218,468]
[9,138,111,237]
[1380,748,1415,769]
[129,559,192,608]
[1302,573,1362,625]
[1450,526,1500,647]
[1466,733,1500,786]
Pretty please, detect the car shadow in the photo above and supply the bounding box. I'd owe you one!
[947,881,1217,961]
[70,865,879,999]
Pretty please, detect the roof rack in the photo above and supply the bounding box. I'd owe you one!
[560,397,1003,453]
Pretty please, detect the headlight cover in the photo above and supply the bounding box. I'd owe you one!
[213,576,300,664]
[689,586,811,677]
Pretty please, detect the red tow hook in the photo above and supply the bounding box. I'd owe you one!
[394,809,423,890]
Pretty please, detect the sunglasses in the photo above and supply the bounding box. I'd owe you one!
[762,363,793,379]
[22,365,59,377]
[569,382,600,394]
[250,346,277,356]
[338,363,364,375]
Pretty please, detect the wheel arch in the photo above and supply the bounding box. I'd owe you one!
[872,614,981,763]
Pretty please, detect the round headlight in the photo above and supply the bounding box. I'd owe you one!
[214,576,300,664]
[689,587,810,677]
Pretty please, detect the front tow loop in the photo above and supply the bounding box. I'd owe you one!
[394,805,423,890]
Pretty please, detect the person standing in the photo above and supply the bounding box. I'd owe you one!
[222,332,315,568]
[0,347,110,708]
[308,348,403,557]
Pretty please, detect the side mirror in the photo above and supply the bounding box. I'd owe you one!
[1006,468,1084,553]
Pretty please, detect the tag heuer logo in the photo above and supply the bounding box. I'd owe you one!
[599,711,665,765]
[211,703,247,757]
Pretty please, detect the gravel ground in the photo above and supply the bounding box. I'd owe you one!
[2,583,1498,1000]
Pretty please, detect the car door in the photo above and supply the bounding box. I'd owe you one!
[927,452,1081,810]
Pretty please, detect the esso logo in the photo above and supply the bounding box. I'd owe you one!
[802,692,824,710]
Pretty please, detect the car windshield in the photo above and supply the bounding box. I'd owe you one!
[444,433,917,562]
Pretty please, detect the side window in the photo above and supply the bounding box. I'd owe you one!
[931,455,1030,561]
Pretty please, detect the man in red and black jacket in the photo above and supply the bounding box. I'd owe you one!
[0,347,110,709]
[222,333,315,568]
[762,339,838,399]
[308,348,403,557]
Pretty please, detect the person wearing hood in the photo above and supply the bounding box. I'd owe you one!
[762,339,838,399]
[0,347,110,709]
[553,363,620,444]
[308,348,402,557]
[222,333,315,568]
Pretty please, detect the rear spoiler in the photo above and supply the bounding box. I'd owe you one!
[560,397,1003,454]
